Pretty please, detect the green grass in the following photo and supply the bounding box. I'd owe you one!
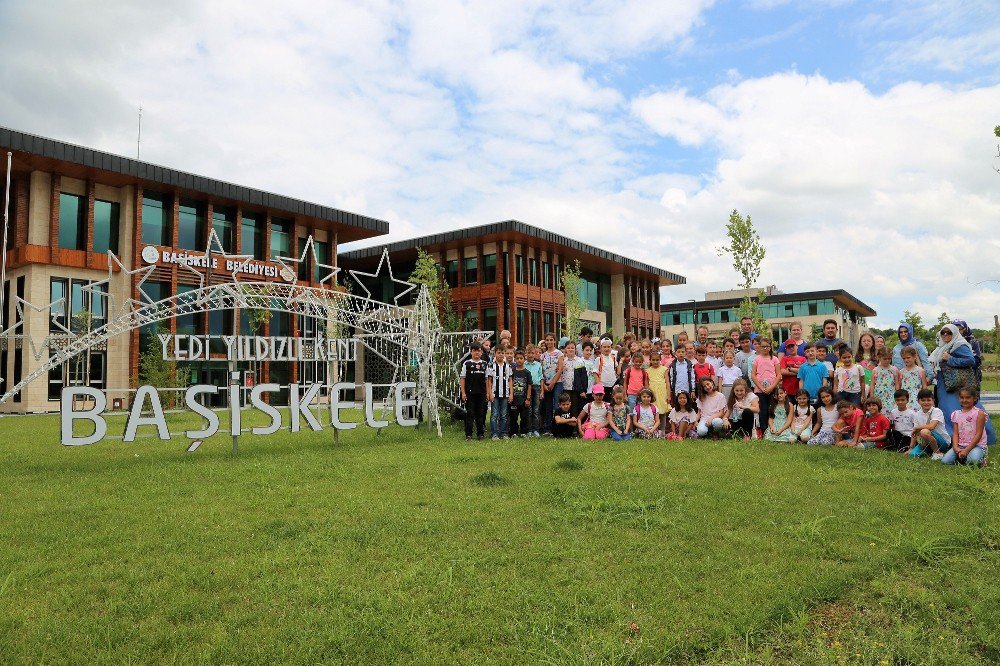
[1,410,998,664]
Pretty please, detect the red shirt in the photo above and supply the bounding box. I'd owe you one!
[862,413,891,446]
[780,354,805,396]
[693,362,717,387]
[843,407,864,429]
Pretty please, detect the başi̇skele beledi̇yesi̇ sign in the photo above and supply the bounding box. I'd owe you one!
[60,334,419,447]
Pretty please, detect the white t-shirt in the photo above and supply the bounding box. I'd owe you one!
[595,353,617,387]
[818,405,838,431]
[913,406,948,440]
[888,407,918,436]
[706,355,723,373]
[719,364,743,387]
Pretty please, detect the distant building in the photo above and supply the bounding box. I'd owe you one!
[660,288,876,347]
[339,221,685,347]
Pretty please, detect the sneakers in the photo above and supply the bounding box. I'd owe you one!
[466,435,472,441]
[502,435,510,440]
[491,435,500,441]
[932,452,945,461]
[477,435,484,441]
[532,431,541,438]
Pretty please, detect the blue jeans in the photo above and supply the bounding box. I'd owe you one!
[542,382,563,433]
[942,447,986,466]
[490,397,509,437]
[529,386,541,433]
[611,430,631,441]
[627,394,638,410]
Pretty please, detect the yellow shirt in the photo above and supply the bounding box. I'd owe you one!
[647,365,669,411]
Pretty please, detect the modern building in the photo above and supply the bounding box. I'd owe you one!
[338,221,686,347]
[0,127,387,413]
[659,287,876,347]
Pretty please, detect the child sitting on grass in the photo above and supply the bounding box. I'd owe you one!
[789,390,814,443]
[909,388,949,460]
[887,389,917,452]
[941,388,989,466]
[552,393,578,439]
[696,378,728,439]
[726,378,759,438]
[808,387,839,446]
[631,388,661,439]
[765,386,793,442]
[667,391,698,440]
[578,385,610,440]
[856,397,890,449]
[832,400,864,447]
[608,387,632,441]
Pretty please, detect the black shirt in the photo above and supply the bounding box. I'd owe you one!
[553,409,577,438]
[511,368,531,402]
[461,359,489,395]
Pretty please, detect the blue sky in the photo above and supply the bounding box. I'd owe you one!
[1,0,998,327]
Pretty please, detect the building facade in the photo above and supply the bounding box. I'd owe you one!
[660,288,876,348]
[0,127,387,413]
[339,221,685,347]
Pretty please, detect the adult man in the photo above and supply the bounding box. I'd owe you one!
[578,326,594,348]
[696,326,710,348]
[816,319,844,365]
[739,317,758,340]
[780,322,807,357]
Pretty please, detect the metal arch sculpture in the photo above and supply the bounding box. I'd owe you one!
[0,242,456,436]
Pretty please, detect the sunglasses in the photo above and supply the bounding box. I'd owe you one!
[940,330,952,336]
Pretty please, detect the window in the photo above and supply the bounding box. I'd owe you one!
[297,239,311,282]
[1,280,8,331]
[517,308,527,347]
[176,284,203,336]
[482,254,497,283]
[209,309,233,355]
[808,302,818,316]
[142,192,171,246]
[530,311,540,344]
[502,252,510,286]
[529,258,538,286]
[720,310,730,323]
[93,200,119,254]
[50,278,67,332]
[0,351,6,399]
[242,213,264,259]
[212,206,234,252]
[553,264,560,290]
[270,218,292,259]
[463,256,478,286]
[445,260,459,288]
[515,255,524,283]
[542,262,550,288]
[463,309,479,329]
[544,312,553,337]
[271,312,290,337]
[482,307,497,337]
[138,281,168,356]
[58,193,86,250]
[314,241,329,283]
[178,199,205,250]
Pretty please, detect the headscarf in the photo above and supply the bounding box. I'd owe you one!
[928,323,972,372]
[897,323,916,346]
[951,319,973,339]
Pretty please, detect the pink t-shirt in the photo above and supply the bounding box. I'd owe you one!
[951,408,987,449]
[625,367,647,396]
[752,355,780,390]
[697,391,728,423]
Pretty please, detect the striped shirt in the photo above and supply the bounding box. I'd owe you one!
[487,361,513,397]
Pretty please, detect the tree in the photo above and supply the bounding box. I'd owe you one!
[935,312,951,330]
[242,285,273,384]
[138,325,176,409]
[717,209,769,338]
[561,259,584,340]
[409,248,460,331]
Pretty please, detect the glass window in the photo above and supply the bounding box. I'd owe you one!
[502,252,510,286]
[90,282,107,329]
[529,258,538,286]
[92,200,119,254]
[517,308,527,347]
[553,264,561,290]
[270,218,291,259]
[58,193,86,250]
[445,260,459,288]
[530,311,540,344]
[2,280,8,331]
[314,241,329,283]
[297,239,311,282]
[138,281,168,356]
[48,354,63,401]
[50,278,68,332]
[212,206,234,252]
[463,257,478,286]
[271,312,290,336]
[142,192,171,246]
[544,312,553,337]
[178,199,205,250]
[482,307,497,337]
[209,309,233,355]
[482,254,497,283]
[242,213,264,259]
[515,255,524,283]
[542,262,550,289]
[176,284,203,336]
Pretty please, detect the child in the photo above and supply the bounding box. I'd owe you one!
[816,343,835,381]
[693,346,717,399]
[779,340,805,399]
[646,351,670,435]
[509,349,532,438]
[857,397,891,449]
[899,347,927,410]
[594,338,618,396]
[580,341,598,403]
[639,339,653,368]
[623,353,649,410]
[727,378,759,438]
[668,345,696,404]
[765,386,793,442]
[608,387,632,441]
[668,391,698,440]
[869,349,900,416]
[540,333,564,435]
[706,341,723,374]
[696,378,728,439]
[856,332,877,388]
[797,342,829,405]
[807,387,839,446]
[487,347,513,440]
[910,388,950,459]
[631,387,660,439]
[832,400,864,447]
[523,344,543,437]
[722,337,736,360]
[789,390,815,443]
[886,389,917,452]
[559,340,587,421]
[941,388,988,466]
[751,338,780,424]
[578,384,610,440]
[719,350,743,400]
[833,348,865,407]
[459,342,489,440]
[735,334,754,381]
[660,340,675,368]
[552,393,578,439]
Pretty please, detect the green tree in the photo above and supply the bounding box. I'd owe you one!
[138,325,176,409]
[409,248,459,331]
[935,312,951,330]
[561,259,584,340]
[718,209,769,337]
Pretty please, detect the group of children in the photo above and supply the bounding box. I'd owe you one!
[458,324,990,467]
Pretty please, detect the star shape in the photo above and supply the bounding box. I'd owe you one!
[273,235,340,288]
[80,250,158,319]
[347,247,416,306]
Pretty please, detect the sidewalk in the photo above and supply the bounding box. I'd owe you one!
[983,392,1000,414]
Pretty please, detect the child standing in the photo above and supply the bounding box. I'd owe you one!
[523,344,543,437]
[807,388,839,446]
[834,348,866,407]
[508,349,532,438]
[899,347,927,410]
[594,339,618,396]
[646,351,669,434]
[487,347,513,440]
[910,388,950,460]
[623,353,649,410]
[789,390,815,443]
[869,349,900,416]
[578,384,610,439]
[751,339,781,425]
[660,340,675,368]
[668,345,696,404]
[540,333,565,435]
[631,388,660,439]
[609,387,632,441]
[887,389,917,452]
[779,340,805,400]
[558,341,586,421]
[735,334,754,382]
[727,378,759,438]
[719,350,743,400]
[580,341,598,403]
[706,341,723,375]
[693,346,717,399]
[552,393,578,439]
[765,386,793,441]
[816,343,835,381]
[696,378,728,439]
[459,342,489,441]
[941,388,989,466]
[857,398,891,449]
[797,343,830,404]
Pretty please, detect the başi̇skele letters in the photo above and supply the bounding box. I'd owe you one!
[61,381,419,446]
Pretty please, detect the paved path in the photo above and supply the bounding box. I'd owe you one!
[983,392,999,414]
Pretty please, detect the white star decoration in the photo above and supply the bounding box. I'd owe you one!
[347,247,416,305]
[274,235,340,287]
[80,250,158,319]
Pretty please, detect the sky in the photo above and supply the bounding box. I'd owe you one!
[1,0,998,328]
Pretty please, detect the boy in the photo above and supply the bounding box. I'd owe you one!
[508,349,532,437]
[692,346,717,398]
[832,399,864,447]
[706,341,723,374]
[552,393,578,438]
[722,338,737,357]
[579,326,594,349]
[816,343,835,380]
[910,388,950,460]
[459,342,489,440]
[857,397,890,449]
[523,344,543,437]
[735,334,754,381]
[668,344,695,400]
[780,339,805,398]
[887,389,917,452]
[487,346,513,440]
[580,341,597,404]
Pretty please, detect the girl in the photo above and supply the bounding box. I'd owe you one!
[941,388,988,466]
[869,349,900,415]
[668,391,697,440]
[834,348,866,406]
[765,387,793,442]
[540,333,564,435]
[623,353,649,410]
[696,378,728,439]
[646,351,670,435]
[594,338,619,395]
[578,385,610,440]
[631,388,660,439]
[559,340,586,422]
[719,350,743,400]
[751,338,780,425]
[899,347,927,410]
[660,340,675,369]
[789,390,814,443]
[807,387,839,446]
[608,387,632,441]
[855,332,877,388]
[727,378,759,438]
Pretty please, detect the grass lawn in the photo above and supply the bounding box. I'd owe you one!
[1,410,998,664]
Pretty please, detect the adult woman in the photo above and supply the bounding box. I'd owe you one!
[952,319,983,382]
[930,324,995,445]
[892,323,932,377]
[779,322,806,358]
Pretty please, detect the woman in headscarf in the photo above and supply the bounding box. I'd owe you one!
[930,323,995,445]
[952,319,983,382]
[892,323,932,377]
